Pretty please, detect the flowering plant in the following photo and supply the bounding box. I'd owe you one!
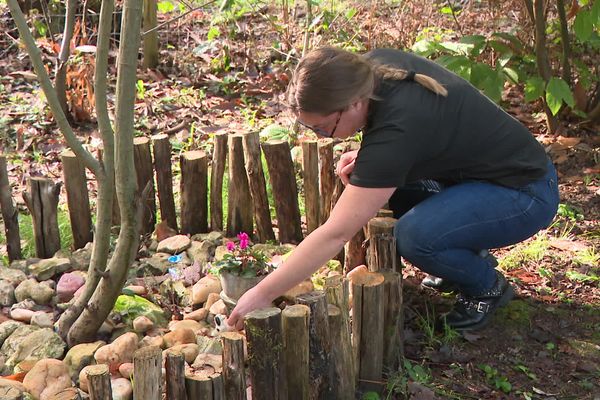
[209,232,274,278]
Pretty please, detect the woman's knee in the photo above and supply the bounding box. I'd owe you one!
[394,215,434,260]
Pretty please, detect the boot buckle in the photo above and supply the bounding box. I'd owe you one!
[476,302,489,313]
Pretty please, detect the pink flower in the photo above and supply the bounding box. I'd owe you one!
[226,241,236,251]
[237,232,250,250]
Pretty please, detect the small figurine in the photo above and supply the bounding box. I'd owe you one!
[214,314,236,332]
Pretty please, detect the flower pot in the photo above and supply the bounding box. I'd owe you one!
[219,271,266,301]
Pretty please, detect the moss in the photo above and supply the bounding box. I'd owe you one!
[494,299,535,328]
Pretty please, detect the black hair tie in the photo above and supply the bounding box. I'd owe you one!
[405,70,416,81]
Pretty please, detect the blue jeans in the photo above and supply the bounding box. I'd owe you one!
[391,160,559,295]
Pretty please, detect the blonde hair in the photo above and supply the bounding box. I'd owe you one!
[286,47,448,115]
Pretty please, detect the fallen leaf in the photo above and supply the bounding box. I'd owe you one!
[549,239,588,253]
[556,135,581,148]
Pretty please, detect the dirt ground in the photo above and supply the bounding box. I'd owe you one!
[0,0,598,398]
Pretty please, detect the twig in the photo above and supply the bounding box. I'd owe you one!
[444,0,463,36]
[142,0,218,36]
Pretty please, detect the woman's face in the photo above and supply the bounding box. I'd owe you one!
[297,99,369,139]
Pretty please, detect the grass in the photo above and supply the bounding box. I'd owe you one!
[499,233,550,270]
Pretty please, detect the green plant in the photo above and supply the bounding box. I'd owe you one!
[499,234,549,270]
[514,364,538,381]
[574,246,599,266]
[557,203,584,221]
[136,79,146,100]
[479,364,512,394]
[209,232,274,277]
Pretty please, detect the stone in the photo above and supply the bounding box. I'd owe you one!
[13,359,37,374]
[22,359,72,400]
[30,312,54,328]
[204,292,221,310]
[214,245,229,262]
[191,231,224,244]
[56,272,86,302]
[182,262,202,287]
[209,299,227,315]
[0,325,39,363]
[70,243,92,271]
[133,316,154,334]
[0,321,22,348]
[63,340,105,381]
[3,328,66,372]
[168,320,203,333]
[283,279,314,299]
[0,280,15,307]
[78,365,93,392]
[196,336,222,355]
[164,343,199,364]
[163,328,196,348]
[192,352,222,371]
[0,378,26,399]
[157,235,192,254]
[123,285,146,296]
[186,240,216,265]
[192,275,221,306]
[15,279,55,305]
[0,269,27,287]
[28,258,71,281]
[136,257,168,276]
[94,332,139,371]
[184,308,209,322]
[139,335,164,349]
[73,285,85,299]
[111,377,133,400]
[10,309,32,323]
[118,362,134,379]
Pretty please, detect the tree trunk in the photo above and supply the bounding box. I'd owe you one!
[221,332,247,400]
[142,0,158,68]
[210,132,228,231]
[242,132,275,243]
[133,346,162,400]
[54,0,76,116]
[66,0,143,345]
[0,155,22,261]
[134,136,156,235]
[261,140,302,244]
[180,150,208,235]
[227,134,253,237]
[302,140,319,234]
[87,364,113,400]
[318,139,334,225]
[62,149,93,249]
[153,133,178,231]
[282,304,310,400]
[22,177,62,258]
[165,351,186,400]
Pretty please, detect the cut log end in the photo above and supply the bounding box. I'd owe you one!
[245,307,282,320]
[348,268,385,286]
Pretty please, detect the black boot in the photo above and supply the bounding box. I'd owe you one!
[421,252,498,293]
[441,270,514,331]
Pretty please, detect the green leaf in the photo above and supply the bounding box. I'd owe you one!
[524,76,545,102]
[157,0,175,13]
[546,77,575,115]
[411,39,437,56]
[460,34,487,56]
[591,0,600,27]
[574,11,593,41]
[207,26,221,41]
[439,41,473,55]
[345,8,357,20]
[503,67,519,83]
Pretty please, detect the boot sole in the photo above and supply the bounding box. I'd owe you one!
[455,284,515,332]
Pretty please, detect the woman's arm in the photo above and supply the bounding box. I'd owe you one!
[227,184,396,329]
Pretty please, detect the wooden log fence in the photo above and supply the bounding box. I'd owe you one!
[0,155,22,261]
[134,136,157,235]
[61,149,93,249]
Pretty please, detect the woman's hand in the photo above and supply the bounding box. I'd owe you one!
[227,286,274,331]
[336,150,359,185]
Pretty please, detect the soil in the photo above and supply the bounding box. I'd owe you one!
[0,0,598,399]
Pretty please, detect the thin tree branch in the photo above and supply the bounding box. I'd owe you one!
[142,0,218,36]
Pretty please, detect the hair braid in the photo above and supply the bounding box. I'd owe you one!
[374,64,448,97]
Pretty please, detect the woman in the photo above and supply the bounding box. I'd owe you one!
[227,47,559,331]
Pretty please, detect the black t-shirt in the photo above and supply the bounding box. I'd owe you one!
[349,49,548,189]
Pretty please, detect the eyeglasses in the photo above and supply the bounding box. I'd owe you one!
[297,111,342,138]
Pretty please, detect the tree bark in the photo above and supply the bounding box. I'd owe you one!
[345,228,366,272]
[133,346,162,400]
[0,155,22,261]
[66,0,143,345]
[153,133,178,231]
[142,0,158,68]
[556,0,571,85]
[54,0,76,116]
[180,150,208,235]
[221,332,247,400]
[245,307,287,400]
[165,351,186,400]
[134,136,156,235]
[210,132,227,232]
[62,149,93,249]
[282,304,310,400]
[87,364,113,400]
[367,217,400,273]
[261,140,302,244]
[22,177,62,258]
[381,271,403,372]
[318,139,334,225]
[242,132,275,243]
[302,140,319,234]
[227,134,253,237]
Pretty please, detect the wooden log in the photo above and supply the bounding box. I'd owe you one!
[325,276,355,397]
[318,139,334,225]
[22,177,61,258]
[0,387,22,400]
[381,271,403,372]
[301,140,319,234]
[61,150,93,249]
[0,155,22,261]
[376,209,394,218]
[185,374,213,399]
[87,363,113,400]
[242,132,275,242]
[367,217,400,273]
[345,228,366,273]
[221,331,247,400]
[350,270,385,394]
[133,345,162,400]
[133,136,156,235]
[152,133,178,231]
[180,150,208,235]
[227,134,253,237]
[282,304,310,400]
[296,291,332,399]
[166,351,186,400]
[331,175,345,263]
[261,140,302,244]
[327,304,352,400]
[212,372,224,400]
[210,132,228,231]
[244,307,287,400]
